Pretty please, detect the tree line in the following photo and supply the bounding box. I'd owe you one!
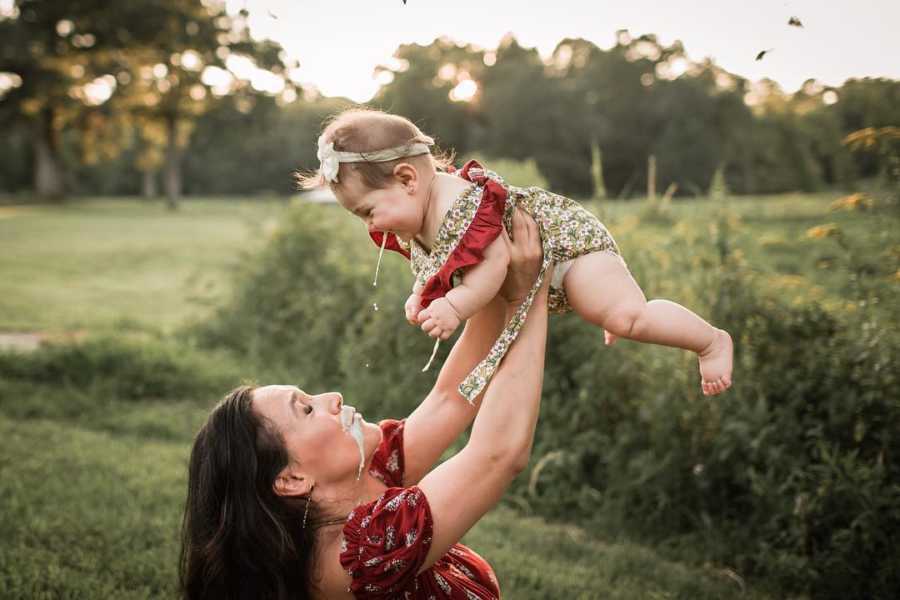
[1,2,898,203]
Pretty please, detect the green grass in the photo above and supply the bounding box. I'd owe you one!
[0,198,286,333]
[2,192,895,335]
[0,399,770,599]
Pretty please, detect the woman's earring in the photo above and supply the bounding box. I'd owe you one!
[302,485,314,529]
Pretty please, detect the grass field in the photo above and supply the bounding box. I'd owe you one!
[1,190,897,598]
[1,191,896,335]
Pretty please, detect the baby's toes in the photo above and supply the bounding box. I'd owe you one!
[718,376,731,391]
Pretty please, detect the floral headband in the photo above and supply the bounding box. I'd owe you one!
[317,135,432,183]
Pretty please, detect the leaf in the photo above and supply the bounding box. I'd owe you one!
[755,48,773,61]
[788,16,803,28]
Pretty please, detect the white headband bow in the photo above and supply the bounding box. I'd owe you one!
[317,135,432,183]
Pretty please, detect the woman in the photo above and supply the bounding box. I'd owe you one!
[180,210,549,599]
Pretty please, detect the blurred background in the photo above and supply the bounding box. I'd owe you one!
[0,1,898,598]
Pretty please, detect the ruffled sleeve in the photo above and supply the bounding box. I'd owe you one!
[368,419,405,487]
[339,487,434,598]
[419,160,508,308]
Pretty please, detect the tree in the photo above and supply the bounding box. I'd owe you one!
[0,0,297,205]
[0,0,120,198]
[372,38,484,156]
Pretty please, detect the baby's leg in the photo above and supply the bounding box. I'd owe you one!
[564,252,733,395]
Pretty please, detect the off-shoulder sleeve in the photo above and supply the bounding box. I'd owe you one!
[339,487,434,598]
[369,419,405,487]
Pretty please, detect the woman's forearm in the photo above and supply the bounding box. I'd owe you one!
[431,295,508,402]
[466,281,549,469]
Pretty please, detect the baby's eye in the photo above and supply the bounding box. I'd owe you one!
[304,404,313,415]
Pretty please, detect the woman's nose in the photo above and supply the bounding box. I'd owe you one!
[326,392,343,414]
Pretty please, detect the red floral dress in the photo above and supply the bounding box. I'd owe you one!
[339,420,501,599]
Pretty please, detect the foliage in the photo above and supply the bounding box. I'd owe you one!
[0,0,297,202]
[0,335,237,403]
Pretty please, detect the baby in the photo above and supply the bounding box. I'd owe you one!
[300,108,733,402]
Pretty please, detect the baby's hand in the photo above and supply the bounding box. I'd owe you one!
[418,297,461,340]
[404,293,423,325]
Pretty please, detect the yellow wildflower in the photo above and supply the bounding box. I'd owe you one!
[829,193,873,212]
[806,223,840,239]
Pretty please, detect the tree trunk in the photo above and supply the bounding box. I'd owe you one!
[33,107,65,200]
[141,170,158,198]
[163,114,181,210]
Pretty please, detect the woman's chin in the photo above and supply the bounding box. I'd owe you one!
[364,421,383,456]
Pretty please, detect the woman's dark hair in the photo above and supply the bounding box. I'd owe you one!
[179,386,320,600]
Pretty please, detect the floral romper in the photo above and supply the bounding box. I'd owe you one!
[340,419,501,599]
[370,160,621,402]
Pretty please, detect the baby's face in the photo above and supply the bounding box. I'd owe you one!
[334,171,425,242]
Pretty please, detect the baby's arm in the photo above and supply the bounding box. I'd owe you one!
[419,237,510,340]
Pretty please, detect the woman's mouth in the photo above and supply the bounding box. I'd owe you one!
[340,405,366,480]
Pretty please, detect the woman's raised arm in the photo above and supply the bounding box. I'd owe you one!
[402,210,543,485]
[415,246,550,572]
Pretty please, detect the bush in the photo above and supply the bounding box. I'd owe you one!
[0,335,237,402]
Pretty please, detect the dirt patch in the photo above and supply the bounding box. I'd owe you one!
[0,331,87,352]
[0,333,45,352]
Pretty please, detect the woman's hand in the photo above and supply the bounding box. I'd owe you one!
[498,209,543,305]
[404,292,423,325]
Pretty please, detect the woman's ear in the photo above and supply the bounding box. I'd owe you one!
[273,466,313,498]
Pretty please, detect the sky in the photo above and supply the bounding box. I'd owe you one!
[227,0,900,102]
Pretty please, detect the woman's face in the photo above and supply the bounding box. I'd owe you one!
[251,385,382,488]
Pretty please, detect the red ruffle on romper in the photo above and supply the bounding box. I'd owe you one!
[340,420,500,599]
[419,160,507,308]
[368,230,411,260]
[366,161,508,308]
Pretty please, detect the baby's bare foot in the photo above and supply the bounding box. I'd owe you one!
[699,328,733,396]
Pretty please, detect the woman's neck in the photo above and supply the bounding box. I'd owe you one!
[315,470,386,529]
[415,172,471,252]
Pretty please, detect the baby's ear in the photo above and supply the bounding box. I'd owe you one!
[393,163,419,191]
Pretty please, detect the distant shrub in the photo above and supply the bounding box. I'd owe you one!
[0,336,236,401]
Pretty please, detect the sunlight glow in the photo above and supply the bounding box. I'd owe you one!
[82,75,116,106]
[0,72,23,98]
[213,0,899,103]
[449,79,477,102]
[250,69,284,94]
[201,65,234,96]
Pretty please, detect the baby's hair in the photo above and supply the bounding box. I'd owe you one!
[296,108,455,191]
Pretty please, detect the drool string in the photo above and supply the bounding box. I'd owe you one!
[372,232,388,287]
